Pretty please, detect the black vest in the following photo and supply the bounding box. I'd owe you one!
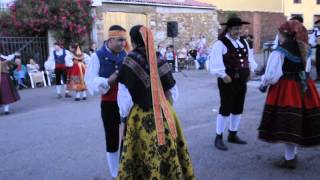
[220,37,250,82]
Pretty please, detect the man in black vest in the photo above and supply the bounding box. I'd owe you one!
[209,17,257,151]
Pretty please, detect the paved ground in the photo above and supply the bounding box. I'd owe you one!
[1,69,320,180]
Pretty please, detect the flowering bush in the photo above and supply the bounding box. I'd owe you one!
[0,0,94,45]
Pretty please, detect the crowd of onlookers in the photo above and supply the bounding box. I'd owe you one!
[3,43,98,90]
[157,33,209,71]
[4,30,251,90]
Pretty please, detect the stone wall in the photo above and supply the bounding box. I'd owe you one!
[150,7,219,49]
[95,3,219,50]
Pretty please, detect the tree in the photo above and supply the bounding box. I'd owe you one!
[0,0,94,45]
[48,0,94,45]
[0,0,49,36]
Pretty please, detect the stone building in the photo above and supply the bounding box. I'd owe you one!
[92,0,219,50]
[199,0,288,51]
[218,11,286,51]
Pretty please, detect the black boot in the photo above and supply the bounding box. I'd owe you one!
[274,158,297,170]
[65,93,72,98]
[215,134,228,151]
[228,130,247,144]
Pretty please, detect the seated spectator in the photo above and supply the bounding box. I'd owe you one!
[164,45,176,71]
[13,58,27,89]
[27,58,46,87]
[197,44,209,70]
[27,58,40,73]
[158,43,166,58]
[177,44,189,69]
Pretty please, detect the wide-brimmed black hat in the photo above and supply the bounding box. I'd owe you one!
[315,19,320,25]
[220,17,250,27]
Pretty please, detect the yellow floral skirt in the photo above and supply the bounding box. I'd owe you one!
[117,104,195,180]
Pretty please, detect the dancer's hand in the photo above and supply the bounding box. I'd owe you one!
[108,72,118,86]
[259,85,268,93]
[222,75,232,84]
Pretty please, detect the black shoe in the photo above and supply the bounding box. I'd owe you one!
[57,94,63,99]
[274,158,297,170]
[75,98,80,101]
[4,111,10,115]
[82,97,87,100]
[65,93,72,98]
[228,130,247,144]
[215,134,228,151]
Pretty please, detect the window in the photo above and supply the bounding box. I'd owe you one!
[294,0,301,3]
[291,14,303,19]
[314,15,320,24]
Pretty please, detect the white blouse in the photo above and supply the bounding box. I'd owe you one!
[209,34,257,78]
[261,50,312,87]
[27,64,40,73]
[0,54,15,61]
[117,83,179,118]
[44,49,73,71]
[84,47,179,118]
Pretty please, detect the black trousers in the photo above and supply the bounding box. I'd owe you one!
[316,46,320,77]
[218,78,247,116]
[54,68,67,85]
[101,101,120,152]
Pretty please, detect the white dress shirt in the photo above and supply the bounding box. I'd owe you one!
[209,33,257,78]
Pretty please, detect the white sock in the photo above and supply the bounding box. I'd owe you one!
[4,104,9,112]
[216,114,229,135]
[285,143,297,160]
[229,114,241,131]
[56,85,61,94]
[106,151,120,178]
[82,91,87,98]
[63,85,69,94]
[76,92,81,98]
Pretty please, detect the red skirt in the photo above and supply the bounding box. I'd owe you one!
[0,73,20,105]
[258,78,320,146]
[67,62,86,91]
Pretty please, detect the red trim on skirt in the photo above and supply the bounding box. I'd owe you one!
[266,79,320,109]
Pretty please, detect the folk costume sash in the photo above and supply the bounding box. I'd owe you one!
[139,26,177,145]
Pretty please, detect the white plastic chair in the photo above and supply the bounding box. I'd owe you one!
[45,70,64,86]
[28,71,47,88]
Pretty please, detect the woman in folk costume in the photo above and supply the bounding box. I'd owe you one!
[0,53,20,115]
[209,17,257,151]
[67,44,89,101]
[258,20,320,169]
[115,25,194,179]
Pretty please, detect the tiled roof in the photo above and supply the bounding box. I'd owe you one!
[103,0,215,9]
